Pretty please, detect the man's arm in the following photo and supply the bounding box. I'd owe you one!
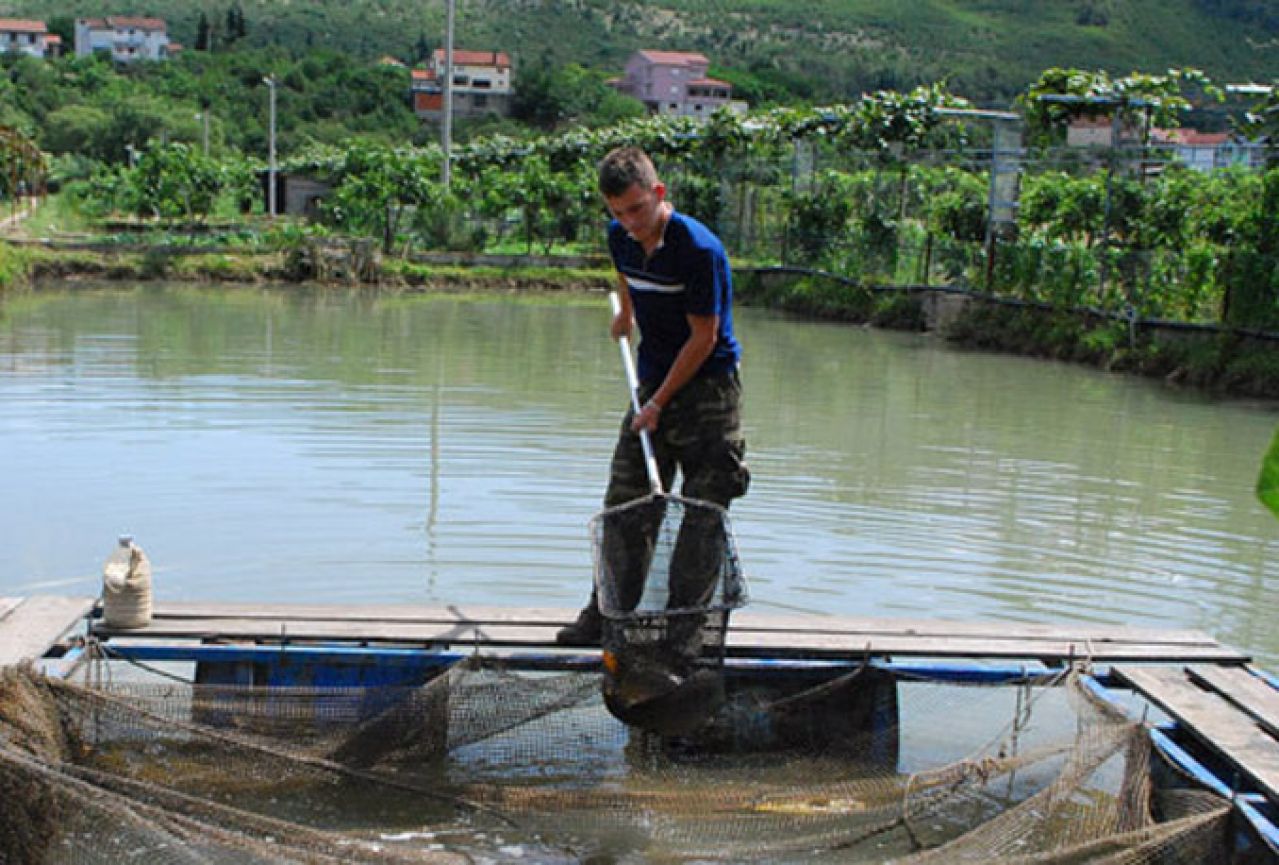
[611,272,633,339]
[631,312,717,433]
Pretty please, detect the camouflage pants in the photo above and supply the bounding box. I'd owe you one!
[597,371,748,648]
[604,369,749,509]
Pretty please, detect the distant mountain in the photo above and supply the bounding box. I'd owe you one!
[23,0,1279,106]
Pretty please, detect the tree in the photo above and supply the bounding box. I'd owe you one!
[41,104,113,160]
[413,31,432,64]
[196,12,212,51]
[128,142,224,225]
[321,141,440,253]
[46,16,74,46]
[1238,83,1279,166]
[511,56,643,129]
[224,3,247,46]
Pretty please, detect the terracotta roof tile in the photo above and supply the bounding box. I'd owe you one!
[105,16,167,31]
[637,49,709,66]
[0,19,48,33]
[432,48,510,68]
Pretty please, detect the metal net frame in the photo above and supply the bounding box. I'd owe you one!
[590,492,747,663]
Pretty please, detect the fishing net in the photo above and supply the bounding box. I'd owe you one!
[0,657,1237,864]
[591,491,747,732]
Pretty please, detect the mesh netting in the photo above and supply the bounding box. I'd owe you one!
[0,657,1235,864]
[591,493,747,732]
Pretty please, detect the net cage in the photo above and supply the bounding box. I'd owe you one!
[0,653,1244,865]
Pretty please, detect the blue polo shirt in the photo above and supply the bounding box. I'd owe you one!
[607,210,741,385]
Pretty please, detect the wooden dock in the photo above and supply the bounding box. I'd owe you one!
[0,596,1256,668]
[0,595,96,668]
[1115,664,1279,805]
[3,595,1277,815]
[88,599,1251,665]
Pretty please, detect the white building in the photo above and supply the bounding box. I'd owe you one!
[75,16,178,63]
[1150,128,1267,173]
[0,19,49,58]
[411,49,513,119]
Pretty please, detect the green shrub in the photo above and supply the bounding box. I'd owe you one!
[871,292,926,330]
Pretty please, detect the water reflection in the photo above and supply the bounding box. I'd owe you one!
[1,284,1276,668]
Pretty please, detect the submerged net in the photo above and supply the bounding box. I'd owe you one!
[0,657,1236,864]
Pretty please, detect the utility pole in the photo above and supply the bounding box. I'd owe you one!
[264,76,277,217]
[200,97,211,156]
[441,0,454,189]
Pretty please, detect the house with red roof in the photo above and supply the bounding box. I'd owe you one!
[411,48,513,120]
[75,16,179,62]
[612,49,739,119]
[0,19,49,58]
[1150,127,1266,172]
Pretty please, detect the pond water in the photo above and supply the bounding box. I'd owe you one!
[2,282,1277,669]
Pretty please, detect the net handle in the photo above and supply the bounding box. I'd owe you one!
[610,291,664,495]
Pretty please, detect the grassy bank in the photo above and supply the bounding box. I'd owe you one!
[14,242,613,293]
[736,267,1279,400]
[0,243,32,290]
[13,243,1279,399]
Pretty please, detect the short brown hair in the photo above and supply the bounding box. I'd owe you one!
[598,146,658,198]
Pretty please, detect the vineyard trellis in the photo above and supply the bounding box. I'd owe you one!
[0,125,47,217]
[64,70,1279,333]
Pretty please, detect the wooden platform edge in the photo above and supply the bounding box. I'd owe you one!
[143,601,1226,650]
[1113,664,1279,805]
[0,596,97,668]
[0,597,22,622]
[1187,665,1279,741]
[92,616,1251,665]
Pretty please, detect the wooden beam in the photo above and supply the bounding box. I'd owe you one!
[144,601,1222,649]
[0,596,97,668]
[1114,665,1279,804]
[1187,665,1279,741]
[94,613,1249,664]
[0,597,22,621]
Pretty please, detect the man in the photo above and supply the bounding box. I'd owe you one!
[557,146,749,646]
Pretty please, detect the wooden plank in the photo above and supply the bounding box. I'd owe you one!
[1114,665,1279,804]
[0,596,96,667]
[93,615,1249,663]
[1187,665,1279,740]
[0,597,22,622]
[731,612,1217,646]
[146,602,1221,649]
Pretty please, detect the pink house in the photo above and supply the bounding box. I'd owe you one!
[612,49,736,118]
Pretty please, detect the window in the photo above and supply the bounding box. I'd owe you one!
[473,94,488,108]
[473,78,491,89]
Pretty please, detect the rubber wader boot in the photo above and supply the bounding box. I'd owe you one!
[556,600,603,646]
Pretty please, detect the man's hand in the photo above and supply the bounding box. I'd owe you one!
[631,399,662,433]
[610,310,633,341]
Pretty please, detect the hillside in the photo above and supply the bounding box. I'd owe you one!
[14,0,1279,106]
